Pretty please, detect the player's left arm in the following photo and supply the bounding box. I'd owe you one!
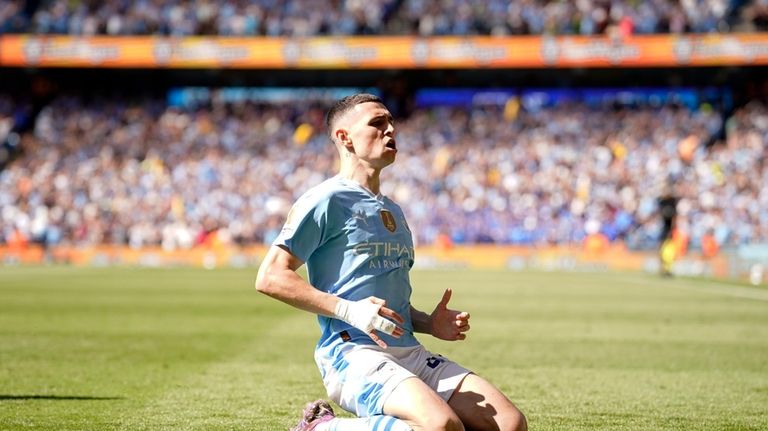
[410,288,470,341]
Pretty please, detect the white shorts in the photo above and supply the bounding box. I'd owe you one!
[317,344,471,418]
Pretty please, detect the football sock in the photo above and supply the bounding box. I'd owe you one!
[317,415,412,431]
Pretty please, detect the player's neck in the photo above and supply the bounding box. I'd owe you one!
[339,162,382,195]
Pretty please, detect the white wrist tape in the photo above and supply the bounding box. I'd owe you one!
[334,298,397,335]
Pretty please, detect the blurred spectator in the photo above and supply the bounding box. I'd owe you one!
[583,219,610,254]
[735,0,768,31]
[701,228,720,258]
[0,0,29,33]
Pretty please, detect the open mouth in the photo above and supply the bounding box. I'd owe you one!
[385,140,397,150]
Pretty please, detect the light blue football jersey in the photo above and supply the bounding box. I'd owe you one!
[274,175,420,361]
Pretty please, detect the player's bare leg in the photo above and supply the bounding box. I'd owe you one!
[448,374,526,431]
[384,377,464,431]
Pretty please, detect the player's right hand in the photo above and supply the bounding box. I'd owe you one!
[429,288,470,341]
[334,297,404,348]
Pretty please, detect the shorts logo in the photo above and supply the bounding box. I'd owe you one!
[380,210,397,233]
[426,356,445,369]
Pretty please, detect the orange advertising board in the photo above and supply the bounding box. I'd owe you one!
[0,244,733,281]
[1,34,768,69]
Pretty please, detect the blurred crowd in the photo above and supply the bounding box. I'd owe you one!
[1,94,766,253]
[1,0,767,36]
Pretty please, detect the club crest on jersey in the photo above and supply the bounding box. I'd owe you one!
[380,210,397,233]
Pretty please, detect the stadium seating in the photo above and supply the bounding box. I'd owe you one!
[1,96,765,250]
[2,0,767,36]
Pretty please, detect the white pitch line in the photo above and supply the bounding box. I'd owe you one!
[617,276,768,302]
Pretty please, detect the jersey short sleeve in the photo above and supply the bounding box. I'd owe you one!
[274,190,332,263]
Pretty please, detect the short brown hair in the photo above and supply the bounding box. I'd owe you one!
[326,93,384,139]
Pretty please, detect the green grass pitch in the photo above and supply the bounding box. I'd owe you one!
[1,266,767,430]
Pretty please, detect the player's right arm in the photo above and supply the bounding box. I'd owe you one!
[255,244,405,347]
[255,244,338,317]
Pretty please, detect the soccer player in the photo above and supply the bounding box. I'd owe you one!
[657,182,679,277]
[255,94,527,431]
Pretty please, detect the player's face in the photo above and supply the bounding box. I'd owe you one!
[344,102,397,168]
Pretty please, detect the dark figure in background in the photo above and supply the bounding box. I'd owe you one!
[657,183,679,277]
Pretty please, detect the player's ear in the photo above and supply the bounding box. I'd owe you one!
[335,128,347,143]
[335,129,354,152]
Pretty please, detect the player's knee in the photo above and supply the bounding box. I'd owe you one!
[440,415,465,431]
[447,415,465,431]
[421,410,464,431]
[499,408,527,431]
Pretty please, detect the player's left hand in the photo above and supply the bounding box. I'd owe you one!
[429,288,470,341]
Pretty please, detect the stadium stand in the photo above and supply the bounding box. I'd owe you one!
[1,0,766,36]
[1,93,765,251]
[0,1,766,277]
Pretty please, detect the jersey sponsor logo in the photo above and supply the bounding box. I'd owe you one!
[352,241,413,259]
[368,258,407,269]
[352,241,414,270]
[380,210,397,232]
